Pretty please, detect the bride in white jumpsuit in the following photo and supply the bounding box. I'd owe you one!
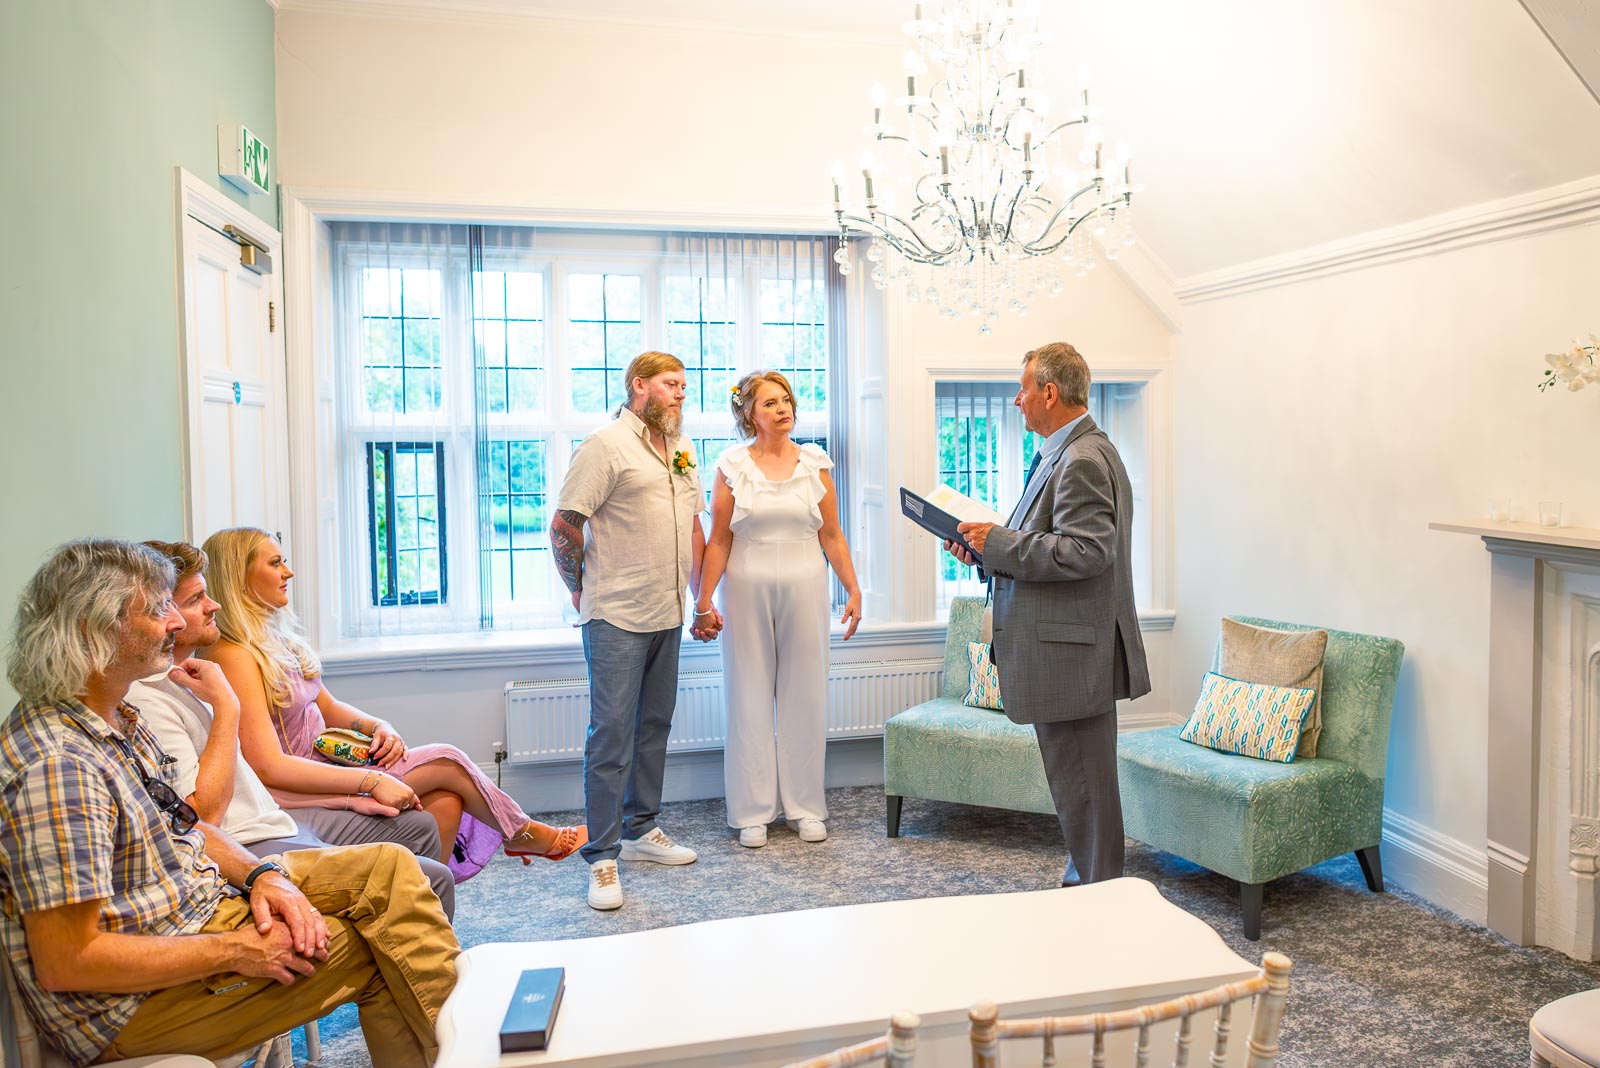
[693,371,862,847]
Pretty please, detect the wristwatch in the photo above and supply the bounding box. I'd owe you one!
[242,860,290,894]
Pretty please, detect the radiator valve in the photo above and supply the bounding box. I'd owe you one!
[493,740,506,785]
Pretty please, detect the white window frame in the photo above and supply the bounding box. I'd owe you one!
[326,234,841,640]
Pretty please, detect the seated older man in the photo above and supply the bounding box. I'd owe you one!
[126,539,455,919]
[0,539,459,1068]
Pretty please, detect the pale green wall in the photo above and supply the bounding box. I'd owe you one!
[0,0,277,707]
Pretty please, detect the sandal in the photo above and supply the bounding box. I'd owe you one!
[504,824,587,865]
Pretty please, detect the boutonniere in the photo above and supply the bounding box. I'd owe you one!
[672,450,696,476]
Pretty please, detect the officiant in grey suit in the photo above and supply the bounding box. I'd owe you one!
[945,341,1150,886]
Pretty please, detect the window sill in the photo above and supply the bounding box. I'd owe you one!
[320,619,954,677]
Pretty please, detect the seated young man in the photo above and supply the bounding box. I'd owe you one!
[127,540,455,919]
[0,539,459,1068]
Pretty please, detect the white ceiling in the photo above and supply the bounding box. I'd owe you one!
[279,0,1600,278]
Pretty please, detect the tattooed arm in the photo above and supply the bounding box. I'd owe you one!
[550,508,588,610]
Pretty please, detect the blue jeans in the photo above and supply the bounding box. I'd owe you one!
[580,619,681,863]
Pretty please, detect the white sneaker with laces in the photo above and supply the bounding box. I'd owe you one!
[619,827,697,865]
[738,825,768,848]
[788,818,827,842]
[587,859,623,910]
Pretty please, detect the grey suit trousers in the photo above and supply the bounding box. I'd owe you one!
[250,807,456,920]
[1033,708,1124,885]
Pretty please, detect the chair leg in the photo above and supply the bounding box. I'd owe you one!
[887,794,902,838]
[1355,845,1384,893]
[304,1018,322,1065]
[1240,882,1265,941]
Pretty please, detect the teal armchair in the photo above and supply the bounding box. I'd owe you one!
[883,596,1054,834]
[1117,616,1405,939]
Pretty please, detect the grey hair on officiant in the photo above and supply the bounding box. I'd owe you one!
[1024,342,1091,408]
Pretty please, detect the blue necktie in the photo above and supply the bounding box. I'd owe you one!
[1024,450,1042,487]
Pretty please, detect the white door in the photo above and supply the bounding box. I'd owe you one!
[178,209,291,548]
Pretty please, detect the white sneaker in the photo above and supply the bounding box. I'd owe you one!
[788,818,827,842]
[619,827,697,865]
[738,825,768,848]
[587,859,623,910]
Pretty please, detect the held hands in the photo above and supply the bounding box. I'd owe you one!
[167,658,238,711]
[690,605,724,642]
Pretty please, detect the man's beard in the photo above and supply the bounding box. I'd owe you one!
[641,397,681,439]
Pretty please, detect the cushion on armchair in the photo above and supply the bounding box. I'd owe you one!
[1219,619,1327,757]
[963,642,1004,710]
[1179,672,1315,763]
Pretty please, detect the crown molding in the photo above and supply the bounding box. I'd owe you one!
[1174,173,1600,304]
[280,186,833,234]
[272,0,903,47]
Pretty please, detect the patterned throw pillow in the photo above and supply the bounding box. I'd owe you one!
[1179,672,1316,763]
[963,641,1004,711]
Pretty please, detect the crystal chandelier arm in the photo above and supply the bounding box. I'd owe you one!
[832,207,967,264]
[1037,116,1090,146]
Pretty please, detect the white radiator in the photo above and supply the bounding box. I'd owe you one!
[503,658,945,765]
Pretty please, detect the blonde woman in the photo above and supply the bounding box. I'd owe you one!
[201,527,584,880]
[694,371,862,847]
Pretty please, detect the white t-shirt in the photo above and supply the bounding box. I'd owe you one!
[126,673,298,846]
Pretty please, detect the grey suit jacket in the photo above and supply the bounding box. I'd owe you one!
[983,415,1151,724]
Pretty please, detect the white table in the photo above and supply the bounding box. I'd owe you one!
[435,878,1256,1068]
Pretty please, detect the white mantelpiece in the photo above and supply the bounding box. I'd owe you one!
[1431,519,1600,957]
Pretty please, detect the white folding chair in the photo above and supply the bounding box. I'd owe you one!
[969,952,1293,1068]
[781,1011,920,1068]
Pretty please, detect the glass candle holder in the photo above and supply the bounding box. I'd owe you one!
[1538,501,1563,528]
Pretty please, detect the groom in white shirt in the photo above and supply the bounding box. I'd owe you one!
[126,540,454,918]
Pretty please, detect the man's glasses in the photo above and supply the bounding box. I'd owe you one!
[134,761,199,836]
[99,718,199,837]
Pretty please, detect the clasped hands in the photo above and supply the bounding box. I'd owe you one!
[237,871,330,986]
[690,605,724,642]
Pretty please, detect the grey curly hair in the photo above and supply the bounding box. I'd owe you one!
[6,539,176,703]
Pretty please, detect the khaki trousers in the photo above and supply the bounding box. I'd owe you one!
[97,843,459,1068]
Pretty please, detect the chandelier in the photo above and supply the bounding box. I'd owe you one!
[830,0,1141,334]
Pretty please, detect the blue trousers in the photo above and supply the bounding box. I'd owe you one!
[580,619,681,863]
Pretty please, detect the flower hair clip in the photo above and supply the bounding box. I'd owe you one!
[730,385,742,402]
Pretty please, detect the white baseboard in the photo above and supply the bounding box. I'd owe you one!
[487,737,888,815]
[1380,806,1487,924]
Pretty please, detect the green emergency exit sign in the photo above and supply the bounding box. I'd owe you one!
[218,124,270,196]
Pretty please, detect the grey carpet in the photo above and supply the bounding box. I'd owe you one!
[291,786,1600,1067]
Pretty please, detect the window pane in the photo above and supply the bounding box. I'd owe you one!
[604,274,641,320]
[365,368,401,414]
[367,443,446,607]
[480,439,550,607]
[568,273,603,321]
[505,272,542,320]
[359,267,442,415]
[362,268,402,318]
[402,269,440,317]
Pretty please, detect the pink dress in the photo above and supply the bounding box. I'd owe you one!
[274,668,525,881]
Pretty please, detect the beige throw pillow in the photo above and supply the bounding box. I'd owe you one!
[1218,619,1328,758]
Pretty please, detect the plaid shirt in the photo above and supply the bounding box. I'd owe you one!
[0,698,225,1066]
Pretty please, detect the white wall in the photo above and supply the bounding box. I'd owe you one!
[276,8,1178,799]
[1171,219,1600,919]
